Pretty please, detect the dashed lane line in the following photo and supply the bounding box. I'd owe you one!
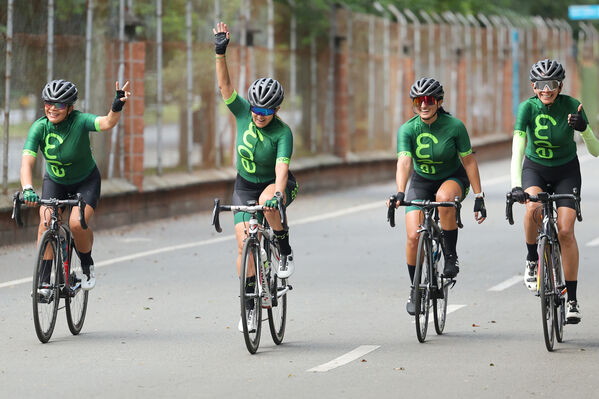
[306,345,381,373]
[488,275,522,292]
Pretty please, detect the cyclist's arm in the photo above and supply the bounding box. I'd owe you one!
[579,126,599,157]
[20,154,36,189]
[510,130,526,188]
[96,110,122,131]
[274,163,289,195]
[216,52,234,101]
[461,153,483,195]
[395,154,412,192]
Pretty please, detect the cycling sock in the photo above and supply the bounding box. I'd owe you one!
[41,259,53,283]
[565,280,577,302]
[407,264,415,284]
[526,243,538,261]
[78,250,94,266]
[273,230,291,256]
[442,229,458,257]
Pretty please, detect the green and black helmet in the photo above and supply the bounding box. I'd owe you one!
[409,78,444,99]
[529,59,565,82]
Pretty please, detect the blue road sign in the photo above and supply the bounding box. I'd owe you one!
[568,5,599,20]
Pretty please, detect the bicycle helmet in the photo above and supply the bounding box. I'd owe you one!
[41,79,78,104]
[409,78,444,100]
[247,78,284,109]
[529,59,565,82]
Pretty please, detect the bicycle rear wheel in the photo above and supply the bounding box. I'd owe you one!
[65,235,89,335]
[240,239,262,354]
[552,245,565,343]
[32,230,60,343]
[414,232,432,343]
[433,244,448,335]
[538,237,555,351]
[267,242,287,345]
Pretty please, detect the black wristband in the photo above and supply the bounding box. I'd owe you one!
[111,90,126,112]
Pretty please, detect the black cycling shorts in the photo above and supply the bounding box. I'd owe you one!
[42,166,102,209]
[522,156,581,209]
[406,164,470,203]
[232,172,299,224]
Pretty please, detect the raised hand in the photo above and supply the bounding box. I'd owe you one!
[213,22,230,55]
[568,104,587,132]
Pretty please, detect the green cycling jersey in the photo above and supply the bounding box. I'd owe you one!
[514,94,588,167]
[22,110,100,185]
[225,90,293,184]
[397,112,473,180]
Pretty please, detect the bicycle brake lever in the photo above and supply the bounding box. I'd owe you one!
[212,198,222,233]
[12,191,23,227]
[76,193,88,230]
[387,196,396,227]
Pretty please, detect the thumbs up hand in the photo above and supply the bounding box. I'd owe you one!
[568,104,587,132]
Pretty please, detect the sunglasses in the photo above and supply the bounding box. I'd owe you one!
[412,96,438,107]
[44,101,67,110]
[533,80,560,91]
[250,106,276,116]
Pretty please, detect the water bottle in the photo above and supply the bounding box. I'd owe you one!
[260,247,269,270]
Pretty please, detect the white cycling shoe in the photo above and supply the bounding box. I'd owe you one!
[238,308,257,333]
[277,251,294,279]
[81,265,96,291]
[524,260,538,292]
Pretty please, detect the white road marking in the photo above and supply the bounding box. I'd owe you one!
[121,237,152,243]
[306,345,380,373]
[412,304,467,323]
[488,275,522,292]
[586,237,599,247]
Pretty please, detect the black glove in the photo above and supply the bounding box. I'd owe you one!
[111,90,126,112]
[395,192,405,205]
[568,108,587,132]
[511,186,526,203]
[474,197,486,218]
[214,32,230,55]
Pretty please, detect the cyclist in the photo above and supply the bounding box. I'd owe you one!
[388,77,486,315]
[510,59,599,324]
[21,79,131,294]
[213,22,299,332]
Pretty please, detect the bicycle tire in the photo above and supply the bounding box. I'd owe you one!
[267,241,287,345]
[240,238,262,354]
[32,230,60,343]
[552,245,565,343]
[65,234,89,335]
[539,237,555,351]
[414,232,432,343]
[433,244,448,335]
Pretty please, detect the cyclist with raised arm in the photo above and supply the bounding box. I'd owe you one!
[510,59,599,324]
[21,79,131,293]
[389,78,486,315]
[213,22,299,332]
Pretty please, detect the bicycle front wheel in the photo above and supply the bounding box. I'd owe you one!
[65,235,89,335]
[414,232,432,343]
[240,239,262,354]
[433,245,448,335]
[267,242,287,345]
[539,237,555,351]
[32,230,60,343]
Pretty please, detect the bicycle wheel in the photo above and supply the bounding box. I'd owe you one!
[552,245,565,343]
[433,243,448,335]
[414,232,432,343]
[538,237,555,351]
[240,238,262,354]
[32,230,60,343]
[65,235,89,335]
[267,241,287,345]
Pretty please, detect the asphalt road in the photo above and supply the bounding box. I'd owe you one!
[1,152,599,398]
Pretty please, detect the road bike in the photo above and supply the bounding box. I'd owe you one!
[12,192,89,343]
[211,193,292,354]
[506,188,582,351]
[388,196,462,343]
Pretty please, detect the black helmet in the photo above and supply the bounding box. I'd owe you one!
[42,79,78,104]
[529,59,565,82]
[247,78,284,108]
[409,78,444,99]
